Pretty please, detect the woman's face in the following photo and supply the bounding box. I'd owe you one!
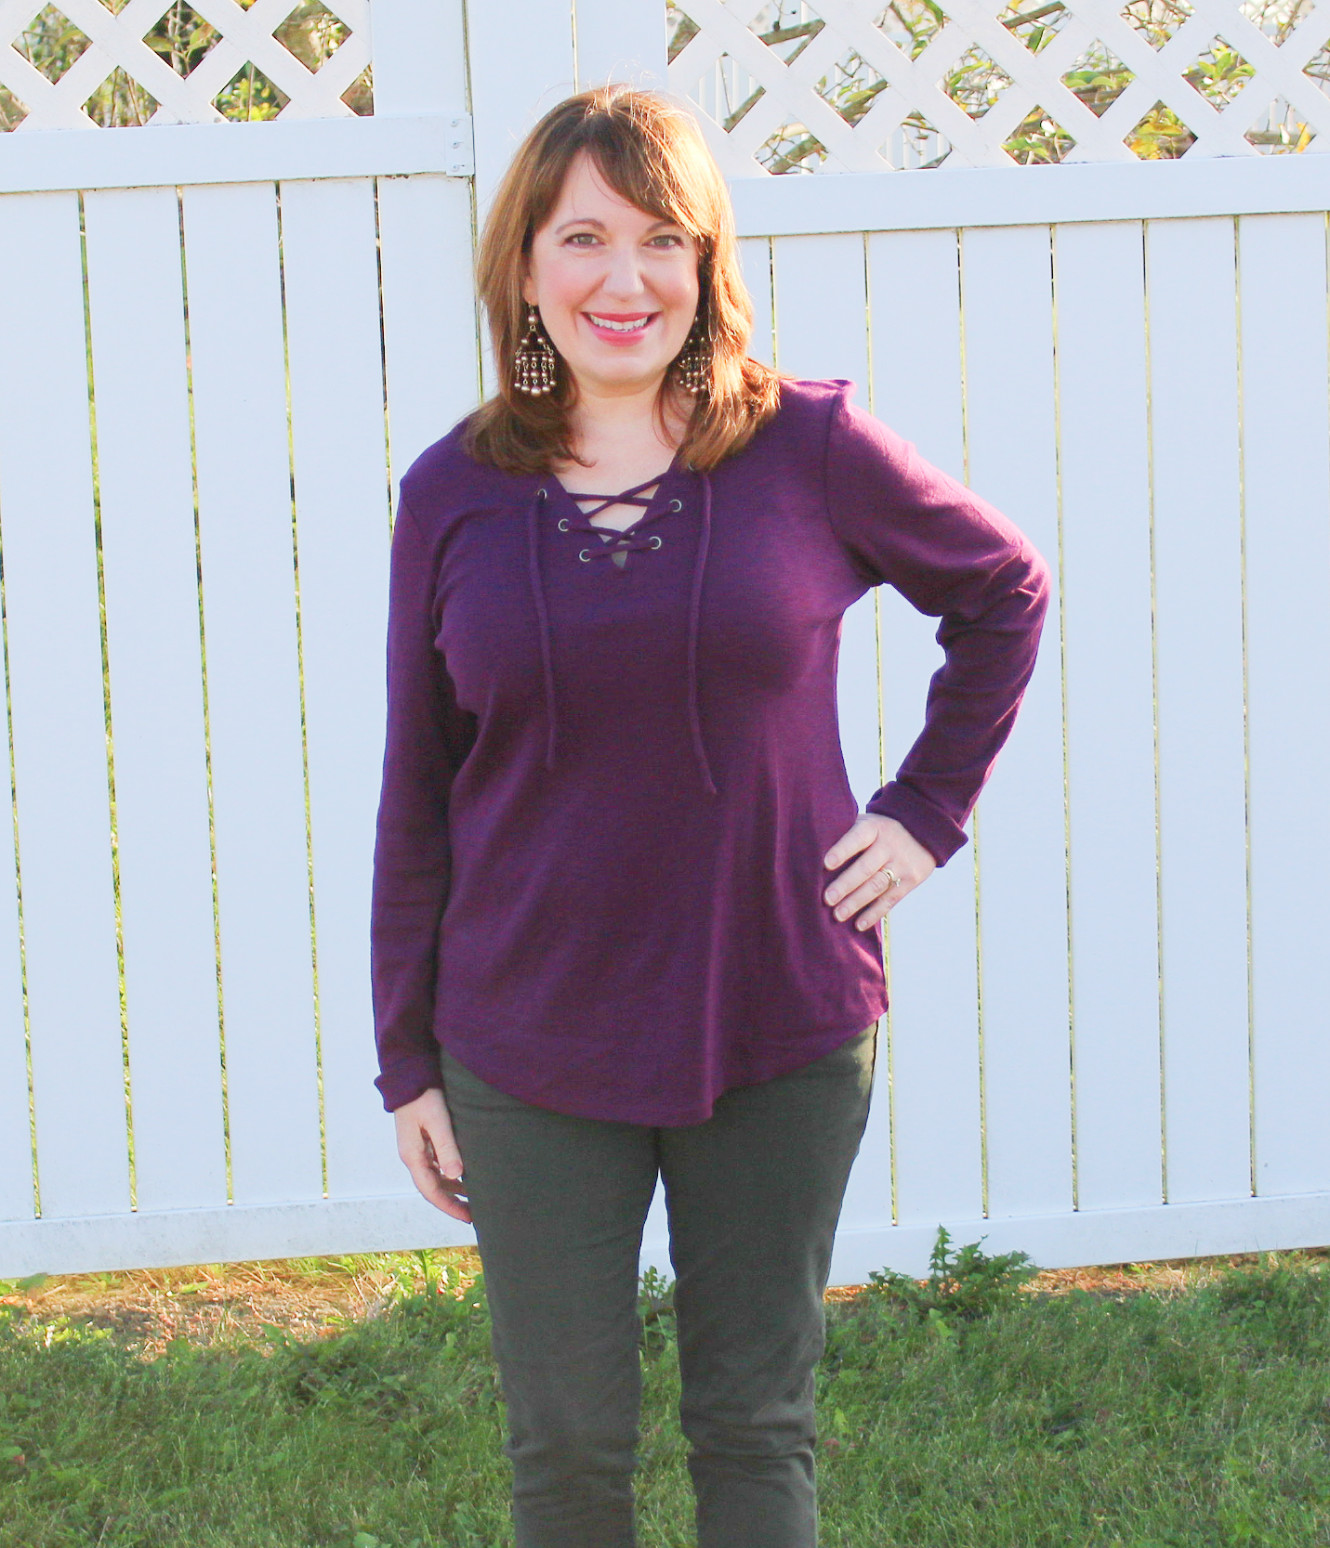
[522,150,700,401]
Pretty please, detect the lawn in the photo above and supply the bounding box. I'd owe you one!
[1,1242,1328,1546]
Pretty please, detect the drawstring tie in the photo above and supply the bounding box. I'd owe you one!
[525,490,559,772]
[685,475,715,795]
[525,473,717,795]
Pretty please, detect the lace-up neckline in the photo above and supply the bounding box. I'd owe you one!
[560,476,672,568]
[525,469,717,794]
[563,476,661,522]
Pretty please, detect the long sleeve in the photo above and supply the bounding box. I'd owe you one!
[823,387,1051,866]
[371,494,476,1111]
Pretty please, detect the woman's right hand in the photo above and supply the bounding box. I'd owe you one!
[393,1086,472,1224]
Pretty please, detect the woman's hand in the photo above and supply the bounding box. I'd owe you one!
[393,1087,472,1224]
[823,814,937,931]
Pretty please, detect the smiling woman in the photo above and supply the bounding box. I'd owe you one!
[371,84,1050,1548]
[522,154,699,398]
[466,87,780,477]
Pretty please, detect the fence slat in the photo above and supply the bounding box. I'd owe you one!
[0,604,29,1223]
[1147,216,1251,1206]
[0,192,129,1219]
[769,234,878,807]
[738,237,774,369]
[182,182,322,1206]
[370,0,466,119]
[83,186,227,1215]
[280,177,402,1201]
[572,0,666,89]
[766,232,893,1229]
[772,237,880,809]
[859,231,983,1227]
[1055,220,1163,1212]
[845,228,968,1234]
[883,861,983,1226]
[1241,211,1330,1199]
[867,229,963,478]
[961,225,1072,1221]
[468,0,575,209]
[770,233,868,388]
[378,175,480,491]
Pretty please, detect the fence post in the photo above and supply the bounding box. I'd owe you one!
[573,0,668,94]
[369,0,468,119]
[466,0,667,211]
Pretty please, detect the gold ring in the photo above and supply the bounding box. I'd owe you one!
[883,869,899,891]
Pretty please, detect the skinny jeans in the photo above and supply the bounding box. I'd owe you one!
[439,1022,877,1548]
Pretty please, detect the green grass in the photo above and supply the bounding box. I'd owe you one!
[2,1248,1329,1546]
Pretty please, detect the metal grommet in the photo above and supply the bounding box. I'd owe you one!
[649,534,663,549]
[578,549,592,562]
[668,499,683,512]
[537,487,548,501]
[557,517,570,531]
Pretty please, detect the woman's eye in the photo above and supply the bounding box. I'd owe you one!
[650,234,685,248]
[565,232,600,247]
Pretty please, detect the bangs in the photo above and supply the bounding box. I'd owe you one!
[525,106,717,252]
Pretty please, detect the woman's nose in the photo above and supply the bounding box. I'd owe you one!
[600,245,647,299]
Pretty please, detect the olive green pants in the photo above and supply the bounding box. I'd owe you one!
[440,1024,877,1548]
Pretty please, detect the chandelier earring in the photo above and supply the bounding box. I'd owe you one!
[674,320,711,396]
[513,305,558,396]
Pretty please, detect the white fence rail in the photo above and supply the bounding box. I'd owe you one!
[1,0,1328,1283]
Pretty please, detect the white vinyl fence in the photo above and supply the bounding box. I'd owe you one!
[1,0,1328,1284]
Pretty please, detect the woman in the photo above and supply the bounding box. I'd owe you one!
[372,86,1049,1548]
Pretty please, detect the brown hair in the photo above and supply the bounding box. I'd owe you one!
[465,86,780,475]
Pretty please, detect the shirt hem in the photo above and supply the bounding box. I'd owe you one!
[435,1000,888,1128]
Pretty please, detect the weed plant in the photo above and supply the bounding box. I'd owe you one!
[865,1226,1037,1332]
[2,1240,1329,1546]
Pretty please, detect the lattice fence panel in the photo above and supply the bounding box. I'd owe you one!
[668,0,1330,171]
[0,0,369,130]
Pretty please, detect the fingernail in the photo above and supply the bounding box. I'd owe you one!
[443,1163,463,1180]
[824,890,837,905]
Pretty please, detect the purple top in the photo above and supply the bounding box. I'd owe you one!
[371,378,1050,1123]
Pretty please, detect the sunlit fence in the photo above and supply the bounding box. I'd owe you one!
[1,0,1328,1282]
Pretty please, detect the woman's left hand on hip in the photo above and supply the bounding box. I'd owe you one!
[823,814,937,930]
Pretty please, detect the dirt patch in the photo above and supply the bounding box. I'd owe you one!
[5,1247,1324,1354]
[0,1250,484,1358]
[825,1247,1330,1305]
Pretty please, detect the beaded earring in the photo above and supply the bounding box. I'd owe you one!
[674,321,710,395]
[514,305,558,396]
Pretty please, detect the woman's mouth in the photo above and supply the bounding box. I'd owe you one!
[584,312,657,342]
